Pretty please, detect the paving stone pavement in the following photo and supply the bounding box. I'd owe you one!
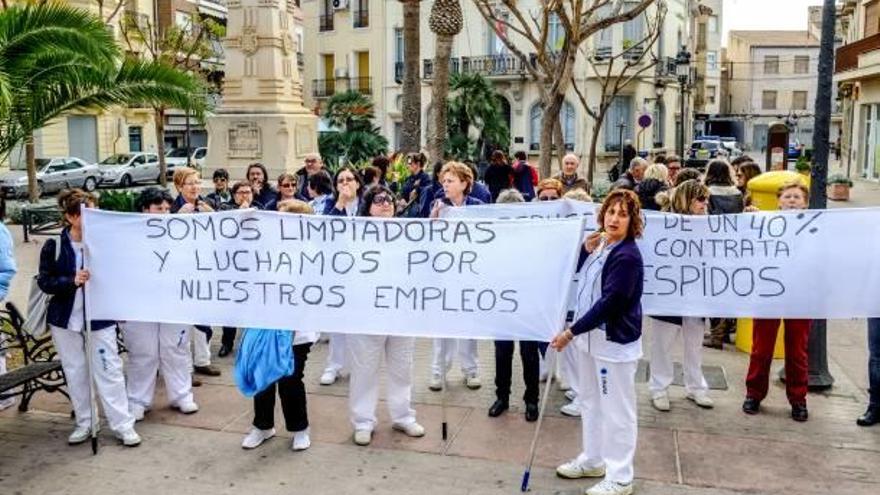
[2,184,880,494]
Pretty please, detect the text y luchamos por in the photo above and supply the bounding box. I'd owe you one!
[83,209,585,341]
[443,200,880,319]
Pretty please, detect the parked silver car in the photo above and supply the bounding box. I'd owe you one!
[98,152,161,187]
[165,147,207,179]
[0,157,100,198]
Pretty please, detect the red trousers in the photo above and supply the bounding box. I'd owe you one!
[745,318,811,406]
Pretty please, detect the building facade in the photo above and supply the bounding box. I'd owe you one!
[835,0,880,179]
[301,0,696,177]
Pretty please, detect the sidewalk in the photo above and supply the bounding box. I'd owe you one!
[2,212,880,494]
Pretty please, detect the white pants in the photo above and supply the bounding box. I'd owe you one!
[559,345,580,396]
[576,351,638,484]
[649,318,708,396]
[347,334,417,431]
[431,338,478,376]
[51,326,134,432]
[121,322,193,408]
[191,328,211,367]
[324,333,347,374]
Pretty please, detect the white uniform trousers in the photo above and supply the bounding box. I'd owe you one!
[576,351,638,484]
[347,334,417,431]
[323,333,347,374]
[121,322,193,408]
[431,338,478,376]
[51,326,134,432]
[191,328,211,368]
[560,345,580,396]
[648,318,708,397]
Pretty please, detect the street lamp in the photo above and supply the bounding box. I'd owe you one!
[676,47,692,157]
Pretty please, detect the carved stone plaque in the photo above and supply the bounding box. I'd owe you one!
[228,121,262,158]
[241,26,258,56]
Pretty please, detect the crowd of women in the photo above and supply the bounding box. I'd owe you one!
[6,148,878,495]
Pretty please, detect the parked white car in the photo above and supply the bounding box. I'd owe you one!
[0,157,100,197]
[98,152,161,187]
[165,147,207,179]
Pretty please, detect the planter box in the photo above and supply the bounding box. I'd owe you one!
[828,183,850,201]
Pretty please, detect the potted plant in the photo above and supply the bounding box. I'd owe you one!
[828,173,853,201]
[795,156,811,175]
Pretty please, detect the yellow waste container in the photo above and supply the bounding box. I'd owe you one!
[735,319,786,359]
[746,171,810,212]
[736,171,809,357]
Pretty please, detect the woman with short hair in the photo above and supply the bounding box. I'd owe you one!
[535,178,564,201]
[39,189,141,446]
[704,159,744,214]
[636,164,670,211]
[306,170,334,214]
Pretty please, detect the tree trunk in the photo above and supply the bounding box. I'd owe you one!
[25,134,38,203]
[810,0,834,209]
[429,35,453,163]
[587,109,610,186]
[554,118,565,176]
[400,0,421,153]
[538,95,563,178]
[155,107,167,187]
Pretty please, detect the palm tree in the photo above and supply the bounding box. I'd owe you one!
[319,90,388,167]
[399,0,421,152]
[427,0,462,162]
[446,73,509,162]
[0,4,205,202]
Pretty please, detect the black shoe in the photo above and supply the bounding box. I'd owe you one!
[194,364,221,377]
[488,399,509,417]
[857,407,880,427]
[218,345,232,358]
[742,397,760,415]
[524,403,539,422]
[791,403,808,422]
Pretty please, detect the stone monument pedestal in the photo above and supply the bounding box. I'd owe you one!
[203,0,317,181]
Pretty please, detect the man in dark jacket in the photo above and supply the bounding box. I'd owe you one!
[511,151,536,201]
[483,150,514,202]
[295,153,324,201]
[612,157,647,191]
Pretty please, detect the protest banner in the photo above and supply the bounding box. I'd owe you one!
[82,208,585,341]
[443,201,880,319]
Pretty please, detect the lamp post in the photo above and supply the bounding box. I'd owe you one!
[654,81,666,149]
[676,47,692,157]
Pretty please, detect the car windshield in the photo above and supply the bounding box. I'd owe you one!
[166,148,188,158]
[692,141,719,150]
[100,154,133,165]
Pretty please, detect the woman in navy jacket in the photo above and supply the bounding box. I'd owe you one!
[38,189,141,447]
[550,189,644,495]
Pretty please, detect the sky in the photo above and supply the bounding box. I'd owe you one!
[722,0,818,45]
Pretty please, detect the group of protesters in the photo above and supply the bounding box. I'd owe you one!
[2,146,879,495]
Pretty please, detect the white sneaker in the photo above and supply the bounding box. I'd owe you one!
[172,400,199,414]
[464,372,482,390]
[392,422,425,438]
[428,374,443,391]
[241,427,275,449]
[319,369,338,386]
[129,403,147,422]
[651,392,671,412]
[291,428,310,451]
[68,426,92,445]
[586,479,633,495]
[353,429,372,446]
[556,459,605,479]
[560,402,581,417]
[564,389,577,402]
[687,392,715,409]
[115,428,141,447]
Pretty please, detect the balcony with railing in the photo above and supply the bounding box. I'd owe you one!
[319,14,334,32]
[835,32,880,74]
[394,62,404,84]
[353,8,369,28]
[422,58,461,79]
[655,56,679,79]
[312,79,336,98]
[350,77,372,95]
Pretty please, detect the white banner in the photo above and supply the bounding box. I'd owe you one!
[443,201,880,319]
[82,209,586,341]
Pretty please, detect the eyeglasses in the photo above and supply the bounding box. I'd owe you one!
[371,194,394,205]
[337,176,356,184]
[235,189,253,196]
[213,178,227,182]
[280,182,295,188]
[183,180,200,187]
[538,195,559,201]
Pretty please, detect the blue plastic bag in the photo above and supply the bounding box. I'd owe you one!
[234,328,294,397]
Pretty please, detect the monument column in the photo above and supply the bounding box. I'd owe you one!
[204,0,317,180]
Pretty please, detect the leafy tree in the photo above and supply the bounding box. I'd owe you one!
[319,90,388,167]
[445,73,509,162]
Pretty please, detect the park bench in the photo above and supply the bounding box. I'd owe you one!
[21,204,63,243]
[0,302,69,412]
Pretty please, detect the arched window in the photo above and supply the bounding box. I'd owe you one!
[529,101,576,151]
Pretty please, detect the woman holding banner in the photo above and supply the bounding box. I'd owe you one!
[428,161,484,392]
[38,189,141,447]
[319,165,364,385]
[649,180,714,412]
[550,189,644,495]
[345,185,426,446]
[121,188,198,420]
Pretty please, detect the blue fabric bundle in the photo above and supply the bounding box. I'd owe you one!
[234,328,295,397]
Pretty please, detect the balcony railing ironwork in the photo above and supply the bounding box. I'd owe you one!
[312,79,336,98]
[319,14,334,32]
[394,62,404,84]
[350,77,372,95]
[353,9,369,28]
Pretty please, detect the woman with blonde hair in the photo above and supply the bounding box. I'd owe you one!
[648,180,714,412]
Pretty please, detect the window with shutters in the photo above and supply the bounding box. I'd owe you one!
[764,56,779,75]
[794,56,809,74]
[792,91,808,111]
[762,90,777,110]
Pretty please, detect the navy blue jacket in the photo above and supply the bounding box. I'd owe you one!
[254,186,277,211]
[171,194,225,213]
[571,238,643,344]
[38,230,114,331]
[401,170,431,200]
[440,196,485,207]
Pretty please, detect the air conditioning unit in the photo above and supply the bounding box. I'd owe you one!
[334,67,349,78]
[332,0,349,10]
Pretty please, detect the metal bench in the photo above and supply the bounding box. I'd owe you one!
[21,204,63,243]
[0,302,68,411]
